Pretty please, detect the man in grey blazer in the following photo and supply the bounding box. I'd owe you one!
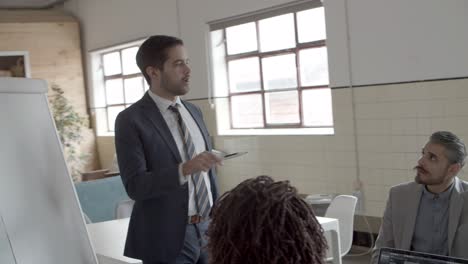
[115,35,222,264]
[371,131,468,264]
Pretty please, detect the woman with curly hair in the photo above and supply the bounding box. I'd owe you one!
[207,175,327,264]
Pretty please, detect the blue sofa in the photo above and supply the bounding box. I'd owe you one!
[74,175,130,223]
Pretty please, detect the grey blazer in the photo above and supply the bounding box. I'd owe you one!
[371,177,468,264]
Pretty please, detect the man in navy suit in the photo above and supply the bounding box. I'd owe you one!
[115,35,222,264]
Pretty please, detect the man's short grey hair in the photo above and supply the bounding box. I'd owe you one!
[430,131,467,167]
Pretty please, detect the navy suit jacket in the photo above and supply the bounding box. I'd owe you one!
[114,92,219,262]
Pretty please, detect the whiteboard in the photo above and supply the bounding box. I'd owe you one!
[0,78,98,264]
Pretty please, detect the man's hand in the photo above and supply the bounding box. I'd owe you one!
[182,151,223,176]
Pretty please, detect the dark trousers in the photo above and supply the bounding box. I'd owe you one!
[143,220,209,264]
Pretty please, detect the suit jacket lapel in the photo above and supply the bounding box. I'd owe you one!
[182,101,212,150]
[448,177,464,253]
[401,184,423,249]
[140,93,182,162]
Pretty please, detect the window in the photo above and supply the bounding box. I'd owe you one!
[90,40,148,135]
[209,2,334,135]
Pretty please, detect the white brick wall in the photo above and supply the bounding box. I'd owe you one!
[353,79,468,216]
[190,78,468,217]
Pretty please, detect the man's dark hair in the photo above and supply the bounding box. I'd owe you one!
[430,131,467,166]
[207,175,327,264]
[136,35,184,85]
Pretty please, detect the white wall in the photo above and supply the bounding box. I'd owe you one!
[66,0,468,97]
[326,0,468,87]
[65,0,179,51]
[65,0,468,217]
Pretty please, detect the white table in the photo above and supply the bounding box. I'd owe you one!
[317,216,342,264]
[87,217,340,264]
[87,218,142,264]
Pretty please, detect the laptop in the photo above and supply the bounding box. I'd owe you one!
[378,247,468,264]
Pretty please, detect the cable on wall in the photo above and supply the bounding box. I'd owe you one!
[340,0,375,255]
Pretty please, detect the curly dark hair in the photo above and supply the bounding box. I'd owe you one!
[207,175,327,264]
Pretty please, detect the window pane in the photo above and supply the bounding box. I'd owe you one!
[226,22,258,55]
[259,13,295,52]
[211,29,229,97]
[122,47,140,74]
[228,57,261,93]
[124,77,144,104]
[107,105,125,131]
[262,54,297,90]
[265,91,299,124]
[105,79,124,105]
[231,94,263,128]
[297,7,326,43]
[299,47,329,86]
[103,52,121,76]
[302,88,333,126]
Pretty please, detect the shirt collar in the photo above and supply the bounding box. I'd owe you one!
[147,90,182,113]
[423,182,454,200]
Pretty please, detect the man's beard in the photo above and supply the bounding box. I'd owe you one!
[160,75,188,97]
[414,165,427,184]
[413,165,448,186]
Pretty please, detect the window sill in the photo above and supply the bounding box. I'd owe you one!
[97,131,115,137]
[216,127,334,136]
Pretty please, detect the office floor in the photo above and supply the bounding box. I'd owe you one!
[342,247,372,264]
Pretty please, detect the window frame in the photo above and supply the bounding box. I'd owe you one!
[101,46,146,132]
[209,0,333,133]
[89,39,146,135]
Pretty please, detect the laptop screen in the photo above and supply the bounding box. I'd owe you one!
[379,247,468,264]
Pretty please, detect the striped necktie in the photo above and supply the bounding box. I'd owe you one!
[169,104,210,218]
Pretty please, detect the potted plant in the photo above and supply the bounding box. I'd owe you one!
[48,84,88,181]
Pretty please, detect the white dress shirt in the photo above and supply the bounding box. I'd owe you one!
[148,90,213,216]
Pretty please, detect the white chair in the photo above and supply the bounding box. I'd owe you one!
[115,199,135,219]
[324,195,358,261]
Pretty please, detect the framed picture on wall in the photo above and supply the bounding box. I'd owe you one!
[0,51,31,78]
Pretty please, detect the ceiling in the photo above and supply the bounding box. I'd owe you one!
[0,0,66,9]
